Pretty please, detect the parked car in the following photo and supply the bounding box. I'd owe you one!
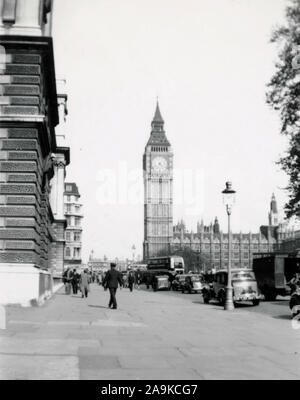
[181,275,203,294]
[202,269,261,306]
[288,273,300,318]
[290,287,300,318]
[171,274,188,291]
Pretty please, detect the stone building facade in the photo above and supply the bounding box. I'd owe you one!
[143,103,173,260]
[49,79,70,277]
[172,194,300,271]
[0,0,69,305]
[141,105,300,266]
[88,252,129,273]
[279,233,300,255]
[64,183,83,268]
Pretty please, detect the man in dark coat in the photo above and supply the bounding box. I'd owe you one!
[128,271,135,292]
[103,263,123,309]
[71,269,79,294]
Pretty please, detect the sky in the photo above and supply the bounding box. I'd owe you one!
[52,0,292,262]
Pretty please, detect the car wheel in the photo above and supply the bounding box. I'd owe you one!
[252,299,260,306]
[290,297,300,317]
[291,304,300,318]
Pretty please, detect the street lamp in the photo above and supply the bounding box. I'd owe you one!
[132,245,136,262]
[222,181,236,311]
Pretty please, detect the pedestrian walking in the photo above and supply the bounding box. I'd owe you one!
[145,273,152,290]
[62,268,68,293]
[102,263,123,309]
[128,271,135,292]
[63,268,72,295]
[71,269,79,294]
[135,270,142,290]
[98,272,103,286]
[79,269,90,298]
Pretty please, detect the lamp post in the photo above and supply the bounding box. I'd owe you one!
[132,245,136,263]
[222,181,236,311]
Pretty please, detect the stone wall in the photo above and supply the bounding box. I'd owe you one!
[49,219,65,277]
[0,35,59,305]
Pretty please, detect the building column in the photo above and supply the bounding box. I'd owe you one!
[49,155,69,277]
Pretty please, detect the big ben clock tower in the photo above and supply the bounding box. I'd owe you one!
[143,103,173,260]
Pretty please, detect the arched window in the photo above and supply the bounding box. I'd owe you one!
[65,247,71,257]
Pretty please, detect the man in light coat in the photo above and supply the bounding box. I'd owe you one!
[80,269,90,298]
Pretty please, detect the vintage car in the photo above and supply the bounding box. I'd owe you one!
[202,269,261,306]
[152,275,170,291]
[181,275,203,294]
[171,274,188,291]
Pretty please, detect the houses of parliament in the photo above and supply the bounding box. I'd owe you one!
[143,104,300,269]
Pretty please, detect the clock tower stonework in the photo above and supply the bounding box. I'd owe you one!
[143,103,173,260]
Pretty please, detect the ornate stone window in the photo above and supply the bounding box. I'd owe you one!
[74,232,81,242]
[75,217,81,227]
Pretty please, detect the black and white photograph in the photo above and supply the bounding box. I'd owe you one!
[0,0,300,383]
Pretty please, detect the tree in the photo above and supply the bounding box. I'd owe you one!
[266,0,300,219]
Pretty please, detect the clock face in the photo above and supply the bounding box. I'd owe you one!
[152,156,167,173]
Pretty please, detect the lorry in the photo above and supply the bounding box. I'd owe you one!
[252,254,300,301]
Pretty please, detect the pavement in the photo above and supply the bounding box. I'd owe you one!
[0,283,299,380]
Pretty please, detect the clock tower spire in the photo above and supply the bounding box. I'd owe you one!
[143,102,173,260]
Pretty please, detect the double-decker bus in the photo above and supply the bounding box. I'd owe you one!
[147,256,185,274]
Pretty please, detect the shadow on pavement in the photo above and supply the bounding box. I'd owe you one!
[234,303,258,309]
[267,301,289,307]
[273,314,291,320]
[192,300,262,310]
[192,301,223,311]
[88,305,109,309]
